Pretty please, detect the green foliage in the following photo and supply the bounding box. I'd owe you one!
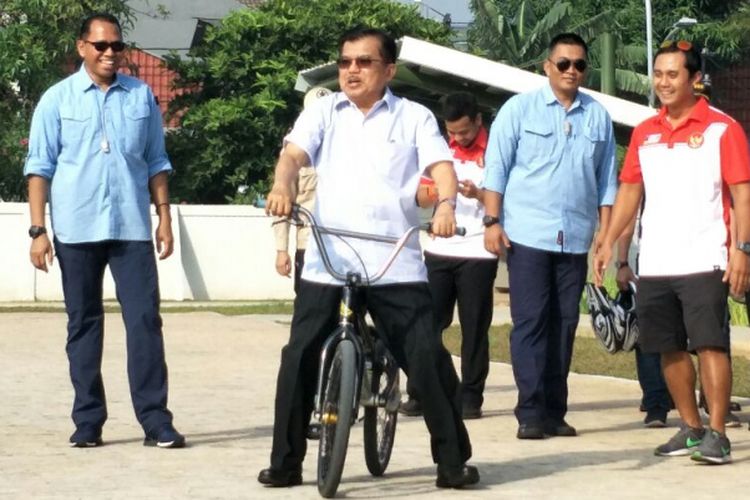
[468,0,749,101]
[164,0,451,204]
[0,0,133,201]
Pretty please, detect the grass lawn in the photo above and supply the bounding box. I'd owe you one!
[443,324,750,399]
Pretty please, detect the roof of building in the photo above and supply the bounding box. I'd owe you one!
[126,0,247,58]
[295,36,656,128]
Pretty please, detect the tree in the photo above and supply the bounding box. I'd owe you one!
[163,0,451,204]
[0,1,134,201]
[468,0,749,100]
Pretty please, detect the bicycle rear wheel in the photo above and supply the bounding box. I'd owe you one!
[363,349,398,476]
[317,339,356,498]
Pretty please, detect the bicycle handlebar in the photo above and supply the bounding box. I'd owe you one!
[289,204,465,285]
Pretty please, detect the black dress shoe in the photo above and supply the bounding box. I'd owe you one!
[462,406,482,420]
[436,464,480,488]
[544,420,577,437]
[257,467,303,487]
[306,423,321,440]
[398,398,423,417]
[516,423,545,439]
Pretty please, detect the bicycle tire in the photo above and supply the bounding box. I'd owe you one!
[363,358,398,476]
[317,339,356,498]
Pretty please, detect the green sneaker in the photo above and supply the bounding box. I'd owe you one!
[691,429,732,465]
[654,426,705,456]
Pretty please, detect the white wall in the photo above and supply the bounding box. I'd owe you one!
[0,203,296,301]
[1,202,509,302]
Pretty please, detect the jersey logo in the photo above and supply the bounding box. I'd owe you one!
[687,132,704,149]
[644,133,661,145]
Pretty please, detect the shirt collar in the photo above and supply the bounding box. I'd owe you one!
[655,96,709,128]
[542,82,583,111]
[449,125,488,154]
[73,64,130,93]
[334,87,394,111]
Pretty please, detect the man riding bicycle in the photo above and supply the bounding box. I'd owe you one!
[260,27,479,490]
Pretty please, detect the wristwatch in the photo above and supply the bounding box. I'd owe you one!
[482,215,500,228]
[737,242,750,255]
[615,261,630,269]
[28,225,47,239]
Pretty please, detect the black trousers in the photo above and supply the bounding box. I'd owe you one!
[406,252,498,409]
[269,280,472,471]
[54,239,174,435]
[506,242,587,425]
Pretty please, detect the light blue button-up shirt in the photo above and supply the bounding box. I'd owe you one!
[24,66,172,244]
[483,84,617,254]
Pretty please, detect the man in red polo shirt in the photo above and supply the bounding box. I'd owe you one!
[594,41,750,465]
[399,92,499,420]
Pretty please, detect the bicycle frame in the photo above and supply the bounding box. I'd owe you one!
[286,205,407,423]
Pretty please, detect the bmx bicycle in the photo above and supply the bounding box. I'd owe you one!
[286,204,463,498]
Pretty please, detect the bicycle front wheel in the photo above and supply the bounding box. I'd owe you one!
[317,339,356,498]
[363,356,398,476]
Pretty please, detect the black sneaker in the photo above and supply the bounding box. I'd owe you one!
[644,410,667,428]
[143,423,186,448]
[691,428,732,465]
[398,398,423,417]
[69,427,103,448]
[654,426,705,456]
[258,467,303,487]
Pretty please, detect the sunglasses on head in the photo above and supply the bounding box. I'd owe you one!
[549,57,587,73]
[335,56,383,69]
[660,39,693,51]
[84,40,126,53]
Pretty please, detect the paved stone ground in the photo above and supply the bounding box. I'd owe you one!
[3,311,750,499]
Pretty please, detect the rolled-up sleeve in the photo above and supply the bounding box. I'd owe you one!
[145,89,172,178]
[597,115,618,206]
[483,97,519,194]
[24,91,60,179]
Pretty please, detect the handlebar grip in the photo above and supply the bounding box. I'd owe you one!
[420,223,467,236]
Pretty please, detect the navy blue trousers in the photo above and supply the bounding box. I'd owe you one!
[506,242,588,425]
[54,239,174,435]
[635,347,670,412]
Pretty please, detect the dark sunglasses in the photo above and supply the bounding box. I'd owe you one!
[336,56,383,69]
[84,40,127,53]
[660,39,693,51]
[549,57,587,73]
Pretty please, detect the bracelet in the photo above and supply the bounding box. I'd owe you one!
[436,197,457,209]
[155,202,170,209]
[615,261,629,269]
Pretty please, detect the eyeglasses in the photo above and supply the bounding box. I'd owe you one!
[84,40,127,53]
[549,57,587,73]
[660,39,693,51]
[336,56,383,69]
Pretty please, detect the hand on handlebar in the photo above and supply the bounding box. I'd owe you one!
[430,203,457,237]
[265,184,295,217]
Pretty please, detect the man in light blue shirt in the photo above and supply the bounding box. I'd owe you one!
[483,33,617,440]
[24,13,184,449]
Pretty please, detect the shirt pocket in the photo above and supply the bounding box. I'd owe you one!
[59,105,92,149]
[122,102,150,154]
[583,125,605,162]
[521,123,554,163]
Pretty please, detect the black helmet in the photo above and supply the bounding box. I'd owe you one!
[584,282,639,354]
[584,283,619,354]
